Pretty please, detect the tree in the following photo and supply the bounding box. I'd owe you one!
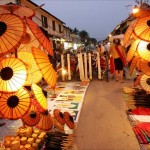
[79,30,89,45]
[73,28,79,34]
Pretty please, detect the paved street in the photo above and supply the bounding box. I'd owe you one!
[74,79,141,150]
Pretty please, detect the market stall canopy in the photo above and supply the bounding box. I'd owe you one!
[0,3,35,18]
[0,57,27,93]
[0,87,31,120]
[25,17,53,56]
[32,47,57,88]
[0,13,26,57]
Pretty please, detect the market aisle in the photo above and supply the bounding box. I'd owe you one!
[74,79,141,150]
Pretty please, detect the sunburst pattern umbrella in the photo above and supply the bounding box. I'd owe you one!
[18,51,42,86]
[140,74,150,92]
[25,18,53,56]
[123,19,138,48]
[133,16,150,42]
[137,40,150,61]
[0,13,26,57]
[31,83,48,110]
[22,99,40,126]
[0,4,35,18]
[32,47,57,88]
[18,25,40,52]
[36,110,53,131]
[139,60,150,76]
[133,8,150,18]
[0,87,31,120]
[127,39,140,62]
[0,57,27,93]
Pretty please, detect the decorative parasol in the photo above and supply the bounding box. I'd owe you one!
[127,39,140,62]
[137,40,150,62]
[0,57,27,93]
[123,19,138,48]
[129,56,141,76]
[18,51,42,86]
[133,16,150,42]
[18,25,40,52]
[133,8,150,18]
[134,74,143,87]
[0,4,35,18]
[64,111,75,129]
[139,60,150,76]
[36,110,53,131]
[0,87,31,120]
[32,47,57,88]
[53,109,65,125]
[25,17,54,56]
[140,74,150,92]
[31,83,48,110]
[22,99,40,126]
[0,13,26,57]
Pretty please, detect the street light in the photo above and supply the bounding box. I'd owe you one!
[132,5,139,14]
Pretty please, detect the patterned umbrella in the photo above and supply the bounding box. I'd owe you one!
[18,51,42,86]
[22,99,40,126]
[139,60,150,76]
[0,4,35,18]
[64,111,75,129]
[31,83,48,111]
[32,47,57,88]
[134,74,143,87]
[0,57,27,93]
[25,17,53,56]
[133,16,150,42]
[18,25,40,52]
[123,19,138,48]
[0,13,26,57]
[140,74,150,92]
[36,110,53,131]
[53,109,65,125]
[127,39,140,62]
[137,40,150,62]
[0,87,31,120]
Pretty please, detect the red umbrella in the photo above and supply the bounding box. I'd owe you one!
[0,13,26,57]
[0,87,31,120]
[25,17,54,56]
[36,110,53,131]
[22,99,40,126]
[53,109,65,125]
[64,111,75,129]
[0,4,35,18]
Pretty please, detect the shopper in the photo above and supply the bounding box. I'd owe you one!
[110,38,126,83]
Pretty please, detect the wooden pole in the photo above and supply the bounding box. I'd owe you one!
[67,53,71,80]
[97,52,101,79]
[88,52,92,80]
[61,54,65,81]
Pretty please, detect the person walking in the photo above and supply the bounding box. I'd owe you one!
[110,38,126,83]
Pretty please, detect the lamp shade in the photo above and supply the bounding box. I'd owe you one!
[0,13,26,57]
[0,87,31,120]
[0,57,27,93]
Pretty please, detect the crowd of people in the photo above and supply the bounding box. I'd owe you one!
[52,39,128,82]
